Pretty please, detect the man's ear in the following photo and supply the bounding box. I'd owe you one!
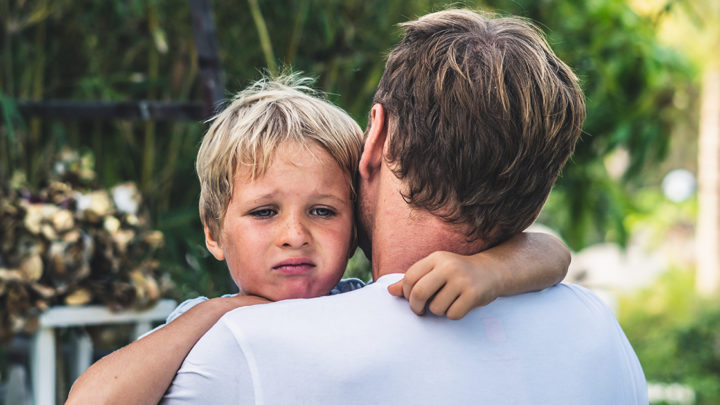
[204,224,225,261]
[359,104,387,181]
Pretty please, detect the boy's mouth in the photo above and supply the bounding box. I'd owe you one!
[272,258,316,275]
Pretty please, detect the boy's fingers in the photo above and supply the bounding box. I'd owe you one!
[427,283,461,317]
[408,270,448,315]
[403,255,437,299]
[446,294,475,320]
[387,280,404,296]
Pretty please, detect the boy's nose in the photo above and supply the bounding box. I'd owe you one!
[277,215,311,248]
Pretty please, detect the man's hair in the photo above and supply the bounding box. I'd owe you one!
[373,9,586,244]
[197,75,363,240]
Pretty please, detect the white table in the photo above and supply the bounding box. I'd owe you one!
[30,299,176,405]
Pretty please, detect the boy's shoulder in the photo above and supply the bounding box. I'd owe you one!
[169,277,365,324]
[330,278,367,295]
[167,293,237,323]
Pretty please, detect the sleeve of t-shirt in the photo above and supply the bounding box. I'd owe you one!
[573,285,649,403]
[147,278,361,339]
[137,294,240,340]
[160,319,254,404]
[330,278,366,295]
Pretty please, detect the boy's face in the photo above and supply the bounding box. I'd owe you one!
[205,141,355,301]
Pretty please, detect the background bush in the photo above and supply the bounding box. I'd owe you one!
[0,0,694,298]
[619,268,720,404]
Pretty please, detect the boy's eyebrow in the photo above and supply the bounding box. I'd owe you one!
[313,193,348,204]
[248,193,277,203]
[248,193,348,204]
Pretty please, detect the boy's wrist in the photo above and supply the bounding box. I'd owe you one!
[476,252,507,298]
[195,296,242,318]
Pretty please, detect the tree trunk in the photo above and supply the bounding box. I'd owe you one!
[696,66,720,296]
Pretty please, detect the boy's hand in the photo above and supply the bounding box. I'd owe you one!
[387,251,503,320]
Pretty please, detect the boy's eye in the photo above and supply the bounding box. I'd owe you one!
[310,207,335,217]
[250,208,276,218]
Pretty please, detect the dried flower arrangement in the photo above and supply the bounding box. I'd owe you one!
[0,149,171,341]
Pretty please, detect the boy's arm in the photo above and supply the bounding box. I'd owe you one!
[66,294,268,405]
[387,232,570,320]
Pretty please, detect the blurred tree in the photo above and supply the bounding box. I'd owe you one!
[0,0,694,297]
[619,268,720,404]
[218,0,695,251]
[671,0,720,297]
[473,0,694,250]
[637,0,720,296]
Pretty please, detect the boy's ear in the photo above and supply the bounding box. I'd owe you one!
[359,104,387,180]
[204,224,225,261]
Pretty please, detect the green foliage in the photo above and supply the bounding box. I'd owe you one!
[618,269,720,404]
[0,0,232,298]
[0,0,695,298]
[213,0,448,121]
[623,187,697,249]
[479,0,697,249]
[344,249,372,282]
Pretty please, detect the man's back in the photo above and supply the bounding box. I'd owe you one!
[163,273,646,404]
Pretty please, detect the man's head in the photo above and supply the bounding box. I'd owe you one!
[358,10,585,273]
[362,9,585,249]
[197,76,363,299]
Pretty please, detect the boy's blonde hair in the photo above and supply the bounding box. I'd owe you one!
[197,75,363,240]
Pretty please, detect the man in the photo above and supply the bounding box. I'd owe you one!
[160,9,646,404]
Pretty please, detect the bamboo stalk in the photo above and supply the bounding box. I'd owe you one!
[158,37,200,211]
[350,62,385,116]
[157,123,186,211]
[248,0,277,75]
[1,0,14,179]
[181,39,199,99]
[286,0,309,64]
[142,4,161,195]
[1,0,13,96]
[0,97,9,180]
[29,17,46,186]
[323,56,340,94]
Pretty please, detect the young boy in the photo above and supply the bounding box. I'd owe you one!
[67,76,570,405]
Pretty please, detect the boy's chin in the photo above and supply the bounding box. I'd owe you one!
[270,281,332,301]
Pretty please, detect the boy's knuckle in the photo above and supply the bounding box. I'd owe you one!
[429,301,445,315]
[431,251,451,264]
[441,260,456,272]
[454,274,471,288]
[466,285,483,299]
[412,285,430,300]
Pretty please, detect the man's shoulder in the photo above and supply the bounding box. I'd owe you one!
[215,278,611,329]
[199,279,646,404]
[221,273,399,323]
[213,278,617,345]
[487,282,621,329]
[501,281,608,308]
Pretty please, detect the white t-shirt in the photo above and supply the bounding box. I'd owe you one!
[162,273,647,404]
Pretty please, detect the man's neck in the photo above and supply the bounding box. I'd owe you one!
[369,166,487,280]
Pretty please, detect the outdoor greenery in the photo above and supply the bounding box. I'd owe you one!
[0,0,696,298]
[619,268,720,404]
[2,2,718,403]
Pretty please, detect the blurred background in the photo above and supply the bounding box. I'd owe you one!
[0,0,718,403]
